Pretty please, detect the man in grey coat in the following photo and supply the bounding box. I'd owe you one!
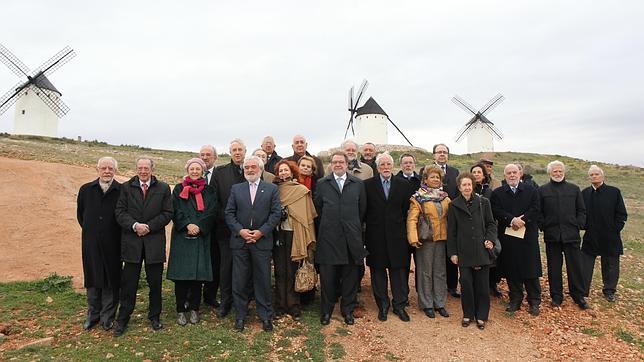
[315,151,367,326]
[113,157,173,336]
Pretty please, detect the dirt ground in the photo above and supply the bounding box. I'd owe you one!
[0,157,641,361]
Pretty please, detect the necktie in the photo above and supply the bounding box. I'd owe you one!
[204,170,210,183]
[511,186,517,194]
[383,179,390,199]
[142,183,148,198]
[336,177,344,192]
[441,165,446,175]
[250,182,257,204]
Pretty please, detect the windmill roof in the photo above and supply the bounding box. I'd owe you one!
[356,97,387,117]
[32,74,61,95]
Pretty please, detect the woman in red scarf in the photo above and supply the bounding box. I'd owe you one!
[297,156,317,194]
[167,158,217,326]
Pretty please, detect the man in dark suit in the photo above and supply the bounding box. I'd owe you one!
[77,156,122,331]
[199,145,221,308]
[315,151,367,326]
[261,136,282,175]
[360,142,378,174]
[581,165,628,302]
[285,134,325,180]
[491,164,542,316]
[364,153,411,322]
[212,139,247,318]
[225,155,282,332]
[113,157,173,337]
[395,153,421,192]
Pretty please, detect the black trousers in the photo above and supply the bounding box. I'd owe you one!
[319,264,359,316]
[116,261,163,323]
[273,230,300,313]
[581,251,620,297]
[174,280,202,312]
[446,245,459,290]
[545,241,585,302]
[459,266,490,321]
[489,266,501,289]
[370,267,409,310]
[507,277,541,306]
[202,236,221,305]
[217,236,234,310]
[86,287,119,325]
[232,247,273,321]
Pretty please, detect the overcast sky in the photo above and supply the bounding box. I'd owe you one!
[1,1,643,166]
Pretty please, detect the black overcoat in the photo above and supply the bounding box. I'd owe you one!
[115,176,173,264]
[490,183,542,279]
[364,176,411,269]
[447,194,497,267]
[77,179,122,288]
[581,183,628,256]
[394,170,421,197]
[314,174,367,265]
[539,180,586,243]
[213,161,245,240]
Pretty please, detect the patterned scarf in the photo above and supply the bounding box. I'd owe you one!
[179,176,206,211]
[413,183,448,203]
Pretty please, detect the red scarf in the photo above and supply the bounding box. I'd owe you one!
[179,177,206,211]
[298,175,312,190]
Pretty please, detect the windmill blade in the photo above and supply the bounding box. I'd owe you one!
[0,81,28,115]
[386,116,414,147]
[451,95,478,115]
[454,116,478,142]
[33,85,70,118]
[344,111,356,139]
[480,93,505,115]
[0,43,30,77]
[479,115,504,139]
[354,79,369,107]
[33,46,76,77]
[347,86,354,110]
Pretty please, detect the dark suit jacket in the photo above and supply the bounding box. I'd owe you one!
[364,176,411,269]
[443,164,460,200]
[265,151,282,175]
[225,180,282,251]
[213,161,246,240]
[581,183,627,256]
[539,179,586,243]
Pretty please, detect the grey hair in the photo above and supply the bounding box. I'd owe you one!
[244,155,264,170]
[200,144,217,155]
[504,163,519,173]
[252,148,267,156]
[229,138,246,151]
[262,136,275,144]
[97,156,118,170]
[546,160,565,174]
[341,139,358,150]
[375,152,393,166]
[136,156,155,170]
[588,164,604,176]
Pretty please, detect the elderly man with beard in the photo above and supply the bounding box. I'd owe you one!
[285,134,325,180]
[326,140,373,180]
[580,165,627,303]
[539,160,588,309]
[315,151,367,326]
[360,142,378,174]
[77,157,122,331]
[225,155,282,332]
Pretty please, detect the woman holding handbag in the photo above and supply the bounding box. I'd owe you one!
[272,160,317,321]
[447,172,499,330]
[407,166,451,319]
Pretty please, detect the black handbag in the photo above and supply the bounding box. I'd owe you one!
[479,197,501,262]
[417,202,433,243]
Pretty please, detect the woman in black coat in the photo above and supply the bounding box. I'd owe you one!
[447,173,498,330]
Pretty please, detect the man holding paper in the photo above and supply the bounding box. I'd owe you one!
[490,164,542,316]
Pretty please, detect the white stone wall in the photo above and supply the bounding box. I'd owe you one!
[14,87,60,137]
[466,123,494,153]
[355,113,388,145]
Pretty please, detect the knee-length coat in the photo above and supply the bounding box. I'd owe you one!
[77,179,122,288]
[447,194,497,268]
[364,176,411,269]
[490,182,542,279]
[581,183,628,256]
[167,183,218,281]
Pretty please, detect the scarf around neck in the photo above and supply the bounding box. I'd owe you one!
[179,176,206,211]
[413,183,448,203]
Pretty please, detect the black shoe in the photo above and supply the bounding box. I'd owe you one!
[423,308,435,318]
[83,319,99,331]
[550,299,562,307]
[234,319,244,332]
[320,313,331,325]
[112,321,127,337]
[290,308,302,321]
[217,306,231,318]
[448,288,461,298]
[377,307,388,322]
[262,319,273,332]
[476,320,486,330]
[506,302,521,312]
[605,293,616,303]
[343,312,355,325]
[204,299,221,308]
[150,318,163,331]
[435,307,450,318]
[528,305,540,316]
[461,318,470,327]
[393,308,410,322]
[101,321,114,331]
[575,298,590,310]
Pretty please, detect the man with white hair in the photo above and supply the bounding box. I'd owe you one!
[580,165,627,302]
[285,134,325,180]
[539,160,588,309]
[326,140,373,180]
[261,136,282,174]
[225,155,282,332]
[77,157,122,331]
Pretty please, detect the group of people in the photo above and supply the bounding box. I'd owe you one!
[76,135,628,336]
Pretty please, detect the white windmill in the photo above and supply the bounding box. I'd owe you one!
[0,44,76,137]
[452,94,505,153]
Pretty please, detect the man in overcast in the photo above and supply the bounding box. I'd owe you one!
[261,136,282,175]
[200,144,221,308]
[285,134,325,180]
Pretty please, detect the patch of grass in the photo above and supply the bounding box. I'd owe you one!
[329,342,346,360]
[581,327,605,337]
[335,326,350,337]
[615,329,644,351]
[385,351,401,361]
[504,311,516,318]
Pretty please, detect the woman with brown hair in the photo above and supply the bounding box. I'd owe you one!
[407,166,451,319]
[272,160,317,320]
[297,155,318,193]
[470,163,492,199]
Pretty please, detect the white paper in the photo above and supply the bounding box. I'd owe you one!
[505,226,526,239]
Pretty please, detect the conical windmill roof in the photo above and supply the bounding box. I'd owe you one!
[356,97,387,117]
[31,74,61,95]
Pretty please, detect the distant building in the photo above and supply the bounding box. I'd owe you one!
[355,97,387,145]
[14,75,60,137]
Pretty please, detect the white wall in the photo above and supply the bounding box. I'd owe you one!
[14,88,60,137]
[466,123,494,153]
[355,113,388,144]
